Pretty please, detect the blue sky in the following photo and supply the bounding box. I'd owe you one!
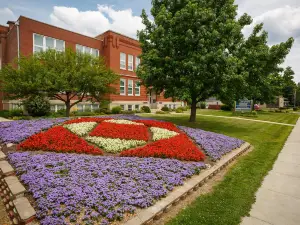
[0,0,300,82]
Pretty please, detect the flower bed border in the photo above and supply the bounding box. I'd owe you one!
[123,142,252,225]
[0,147,38,225]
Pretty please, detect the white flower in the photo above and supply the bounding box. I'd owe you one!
[104,119,144,125]
[86,136,146,153]
[150,127,178,141]
[64,122,97,136]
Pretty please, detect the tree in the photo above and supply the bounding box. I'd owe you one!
[0,48,118,117]
[137,0,253,122]
[137,0,294,121]
[281,67,296,104]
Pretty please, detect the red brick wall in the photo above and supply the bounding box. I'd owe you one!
[19,16,102,56]
[100,31,148,102]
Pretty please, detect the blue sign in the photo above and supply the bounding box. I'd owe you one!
[235,100,252,112]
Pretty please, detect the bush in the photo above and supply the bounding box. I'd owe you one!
[200,102,206,109]
[73,111,96,117]
[0,110,10,118]
[122,110,135,114]
[221,104,232,111]
[156,111,168,114]
[176,108,183,113]
[293,107,298,111]
[232,111,257,117]
[23,95,50,117]
[161,106,169,112]
[112,106,122,114]
[9,109,23,117]
[141,106,151,113]
[134,110,142,114]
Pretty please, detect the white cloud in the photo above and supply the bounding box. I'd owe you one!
[0,7,16,25]
[241,5,300,82]
[50,5,145,39]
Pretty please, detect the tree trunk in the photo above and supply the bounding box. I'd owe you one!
[189,98,197,122]
[65,101,71,117]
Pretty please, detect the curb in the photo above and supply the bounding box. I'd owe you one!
[0,148,38,225]
[124,142,252,225]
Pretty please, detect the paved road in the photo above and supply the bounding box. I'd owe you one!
[241,119,300,225]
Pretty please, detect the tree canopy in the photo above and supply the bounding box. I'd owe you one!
[137,0,294,121]
[0,48,118,117]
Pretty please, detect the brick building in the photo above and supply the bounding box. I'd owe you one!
[0,16,184,112]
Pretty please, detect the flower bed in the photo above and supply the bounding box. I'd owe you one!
[150,127,179,141]
[64,117,110,124]
[64,122,97,136]
[86,136,146,153]
[134,120,180,132]
[0,118,68,143]
[89,122,149,141]
[17,126,103,155]
[121,134,206,161]
[8,152,206,225]
[179,126,245,160]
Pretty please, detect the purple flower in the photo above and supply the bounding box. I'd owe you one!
[8,152,205,225]
[179,126,244,160]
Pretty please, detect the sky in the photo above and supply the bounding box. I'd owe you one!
[0,0,299,82]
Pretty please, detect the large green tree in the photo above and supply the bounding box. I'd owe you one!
[0,48,118,117]
[138,0,293,121]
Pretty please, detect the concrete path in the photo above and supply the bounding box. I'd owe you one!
[0,117,11,122]
[191,114,295,127]
[241,119,300,225]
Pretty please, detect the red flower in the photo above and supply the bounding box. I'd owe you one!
[120,134,205,161]
[133,120,180,132]
[64,118,111,125]
[17,126,103,155]
[89,122,149,141]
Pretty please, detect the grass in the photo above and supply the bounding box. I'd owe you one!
[140,114,298,225]
[192,109,300,124]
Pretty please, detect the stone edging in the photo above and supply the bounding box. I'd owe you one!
[0,147,38,225]
[124,142,252,225]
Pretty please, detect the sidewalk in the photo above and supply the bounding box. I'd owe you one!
[0,117,11,122]
[241,119,300,225]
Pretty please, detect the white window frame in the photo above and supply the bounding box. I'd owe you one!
[120,53,126,70]
[76,44,99,57]
[128,54,133,71]
[33,33,65,53]
[128,80,133,96]
[128,105,133,111]
[135,81,141,96]
[135,57,140,69]
[120,105,125,110]
[120,78,126,96]
[135,105,139,110]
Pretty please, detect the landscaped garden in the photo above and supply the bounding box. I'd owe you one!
[0,115,247,225]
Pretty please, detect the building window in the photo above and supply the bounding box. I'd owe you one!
[57,105,66,111]
[92,104,99,111]
[135,81,140,96]
[33,33,65,53]
[120,105,125,110]
[136,57,140,69]
[120,53,126,70]
[128,105,132,111]
[77,105,84,112]
[76,44,99,57]
[128,80,133,96]
[135,105,139,110]
[120,79,126,95]
[128,55,133,71]
[50,105,56,112]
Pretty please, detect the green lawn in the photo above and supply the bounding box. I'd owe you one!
[140,114,298,225]
[191,109,300,124]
